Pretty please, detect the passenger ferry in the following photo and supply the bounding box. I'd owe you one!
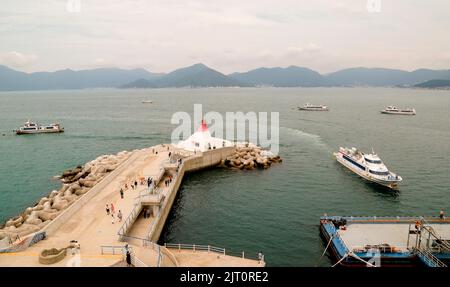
[16,120,64,135]
[334,147,402,189]
[381,106,416,115]
[298,103,329,111]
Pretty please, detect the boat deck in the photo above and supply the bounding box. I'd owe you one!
[320,216,450,267]
[339,222,450,253]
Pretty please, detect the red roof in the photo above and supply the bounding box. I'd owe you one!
[198,119,208,132]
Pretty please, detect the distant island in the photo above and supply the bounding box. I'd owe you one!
[414,79,450,89]
[1,63,450,91]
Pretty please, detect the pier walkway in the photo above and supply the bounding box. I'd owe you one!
[0,144,264,267]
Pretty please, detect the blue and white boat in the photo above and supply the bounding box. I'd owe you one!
[334,147,402,189]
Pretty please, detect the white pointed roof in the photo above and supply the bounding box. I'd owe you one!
[177,119,233,152]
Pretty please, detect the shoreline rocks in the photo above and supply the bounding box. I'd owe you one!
[220,144,282,170]
[0,150,131,243]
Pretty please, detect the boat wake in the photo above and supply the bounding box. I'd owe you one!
[280,127,329,150]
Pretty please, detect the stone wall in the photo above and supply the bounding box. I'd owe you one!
[42,151,142,236]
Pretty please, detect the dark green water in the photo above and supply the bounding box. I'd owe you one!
[1,88,449,266]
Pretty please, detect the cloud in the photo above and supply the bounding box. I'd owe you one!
[0,51,38,68]
[1,1,450,73]
[287,43,321,54]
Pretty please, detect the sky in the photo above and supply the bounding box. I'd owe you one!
[1,0,450,74]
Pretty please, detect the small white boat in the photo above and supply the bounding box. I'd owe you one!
[334,147,402,189]
[142,100,153,104]
[16,120,64,135]
[381,106,416,115]
[298,103,329,111]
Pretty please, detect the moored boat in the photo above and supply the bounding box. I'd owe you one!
[16,120,64,135]
[333,147,402,189]
[142,100,153,104]
[381,106,416,115]
[298,103,329,111]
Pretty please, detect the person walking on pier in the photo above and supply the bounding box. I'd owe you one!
[106,204,110,215]
[126,249,132,267]
[134,180,138,189]
[147,177,152,187]
[111,214,115,224]
[117,210,123,222]
[440,209,445,219]
[111,203,115,214]
[120,188,124,199]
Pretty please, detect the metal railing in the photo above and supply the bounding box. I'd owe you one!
[100,245,149,267]
[164,243,265,264]
[117,203,142,239]
[100,245,131,255]
[119,235,178,267]
[414,248,447,267]
[351,245,409,254]
[118,167,167,238]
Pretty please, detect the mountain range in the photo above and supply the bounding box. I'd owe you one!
[1,63,450,91]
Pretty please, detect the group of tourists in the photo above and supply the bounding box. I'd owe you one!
[164,176,173,187]
[106,203,122,224]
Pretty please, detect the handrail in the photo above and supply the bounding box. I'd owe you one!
[119,235,178,267]
[351,245,410,254]
[100,245,132,255]
[117,203,142,238]
[118,167,166,238]
[164,243,265,263]
[414,248,447,267]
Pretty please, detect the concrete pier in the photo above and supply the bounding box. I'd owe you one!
[0,144,265,267]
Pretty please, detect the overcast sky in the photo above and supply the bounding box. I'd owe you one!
[1,0,450,74]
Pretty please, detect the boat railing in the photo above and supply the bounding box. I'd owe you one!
[351,245,410,254]
[414,248,447,267]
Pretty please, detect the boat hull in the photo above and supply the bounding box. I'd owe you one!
[334,153,401,189]
[16,129,64,135]
[298,108,329,111]
[380,111,415,115]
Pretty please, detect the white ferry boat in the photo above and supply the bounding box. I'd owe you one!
[381,106,416,115]
[142,100,153,104]
[334,147,402,189]
[16,120,64,135]
[298,103,329,111]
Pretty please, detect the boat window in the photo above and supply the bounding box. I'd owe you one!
[365,158,382,164]
[23,127,36,130]
[369,170,389,176]
[342,155,366,171]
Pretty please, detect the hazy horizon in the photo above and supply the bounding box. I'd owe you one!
[1,1,450,74]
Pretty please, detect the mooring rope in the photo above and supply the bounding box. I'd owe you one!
[316,234,334,266]
[347,252,377,267]
[331,253,348,267]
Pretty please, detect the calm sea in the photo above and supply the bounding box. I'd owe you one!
[0,87,449,266]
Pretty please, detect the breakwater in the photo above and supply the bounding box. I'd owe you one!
[0,151,131,242]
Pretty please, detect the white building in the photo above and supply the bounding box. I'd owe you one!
[176,120,234,152]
